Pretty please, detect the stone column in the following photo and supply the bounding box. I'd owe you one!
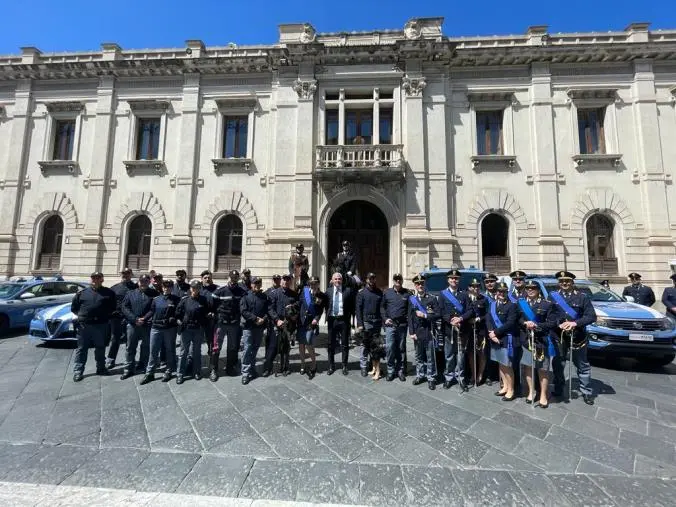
[0,79,32,274]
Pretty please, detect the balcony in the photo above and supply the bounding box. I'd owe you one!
[315,144,405,184]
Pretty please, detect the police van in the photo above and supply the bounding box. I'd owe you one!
[420,266,488,296]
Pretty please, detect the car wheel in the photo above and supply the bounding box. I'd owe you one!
[638,354,676,368]
[0,314,8,335]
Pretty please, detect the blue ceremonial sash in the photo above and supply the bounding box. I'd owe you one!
[303,287,314,316]
[508,290,519,304]
[409,295,427,317]
[518,299,557,358]
[483,291,495,302]
[442,289,464,314]
[550,292,579,320]
[490,301,513,358]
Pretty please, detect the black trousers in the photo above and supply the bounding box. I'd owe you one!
[106,317,125,363]
[327,316,350,368]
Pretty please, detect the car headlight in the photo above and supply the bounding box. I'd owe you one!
[660,318,675,331]
[594,317,610,328]
[34,312,44,321]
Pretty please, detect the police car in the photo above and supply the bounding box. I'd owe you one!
[0,277,86,334]
[29,302,78,341]
[421,266,487,296]
[523,275,676,367]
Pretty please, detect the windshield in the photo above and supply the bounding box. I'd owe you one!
[0,283,22,299]
[544,282,624,302]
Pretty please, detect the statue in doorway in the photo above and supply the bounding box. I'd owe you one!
[288,243,309,291]
[333,240,359,281]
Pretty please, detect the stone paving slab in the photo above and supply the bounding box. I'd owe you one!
[3,335,676,505]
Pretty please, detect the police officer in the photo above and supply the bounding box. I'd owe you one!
[326,272,353,375]
[71,272,116,382]
[622,273,656,307]
[482,273,500,385]
[381,273,410,382]
[105,267,138,369]
[298,276,327,377]
[466,278,488,386]
[265,274,282,297]
[265,274,298,377]
[487,282,519,401]
[518,280,558,408]
[549,271,596,405]
[240,277,271,384]
[197,270,218,362]
[408,274,440,390]
[661,274,676,320]
[176,280,210,384]
[120,274,158,380]
[211,270,247,380]
[240,268,253,292]
[172,269,190,298]
[150,272,163,293]
[356,272,384,379]
[508,270,527,303]
[438,269,473,391]
[141,280,180,384]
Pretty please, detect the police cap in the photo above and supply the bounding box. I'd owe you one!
[524,280,540,290]
[139,274,151,283]
[229,269,239,277]
[510,270,527,279]
[628,272,642,280]
[200,270,212,277]
[392,273,403,282]
[496,282,509,292]
[162,279,174,287]
[120,267,132,275]
[366,272,376,279]
[175,269,187,276]
[484,273,498,282]
[309,276,320,284]
[282,274,293,280]
[446,269,461,278]
[469,278,481,286]
[251,276,263,285]
[412,274,425,285]
[272,274,282,280]
[90,271,104,279]
[189,279,202,290]
[556,271,576,280]
[242,268,251,275]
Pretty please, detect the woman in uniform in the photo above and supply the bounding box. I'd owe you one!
[486,282,519,401]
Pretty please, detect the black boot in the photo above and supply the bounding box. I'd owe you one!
[209,352,220,382]
[140,373,154,385]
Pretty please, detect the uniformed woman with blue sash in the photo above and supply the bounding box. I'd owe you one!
[297,276,327,378]
[486,282,519,401]
[518,280,558,408]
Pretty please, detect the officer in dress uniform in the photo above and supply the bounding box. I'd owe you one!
[298,276,327,377]
[176,280,210,384]
[172,270,190,298]
[438,269,473,391]
[508,270,527,303]
[288,243,310,291]
[120,274,158,380]
[265,274,298,377]
[549,271,596,405]
[356,272,384,379]
[408,274,441,390]
[466,278,488,386]
[487,282,519,401]
[518,280,558,408]
[211,270,247,380]
[240,277,271,384]
[381,274,410,382]
[141,280,180,384]
[482,273,500,386]
[622,273,656,307]
[661,274,676,321]
[71,272,117,382]
[105,267,138,369]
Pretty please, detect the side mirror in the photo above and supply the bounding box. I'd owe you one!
[624,296,635,303]
[19,292,36,300]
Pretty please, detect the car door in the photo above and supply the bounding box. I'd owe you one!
[13,283,53,326]
[54,282,84,303]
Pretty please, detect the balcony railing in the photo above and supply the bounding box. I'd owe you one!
[315,144,405,182]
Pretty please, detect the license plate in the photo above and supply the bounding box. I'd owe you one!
[629,334,654,342]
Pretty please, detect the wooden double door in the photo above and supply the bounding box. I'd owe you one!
[328,200,389,289]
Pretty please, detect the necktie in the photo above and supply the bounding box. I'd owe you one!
[333,287,340,316]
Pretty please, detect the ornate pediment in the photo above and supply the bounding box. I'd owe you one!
[566,88,618,104]
[215,95,257,110]
[45,101,84,113]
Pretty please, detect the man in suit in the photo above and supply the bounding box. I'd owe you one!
[326,272,353,375]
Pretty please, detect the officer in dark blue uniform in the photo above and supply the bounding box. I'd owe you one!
[210,270,247,380]
[105,267,138,369]
[172,269,190,298]
[239,268,253,292]
[438,269,474,391]
[240,277,271,384]
[176,280,210,384]
[549,271,596,405]
[198,270,218,359]
[120,274,158,380]
[71,272,117,382]
[381,273,410,382]
[482,273,500,386]
[486,282,519,401]
[622,273,656,307]
[661,274,676,321]
[508,270,527,303]
[466,278,488,386]
[265,274,298,377]
[408,274,440,390]
[356,272,384,378]
[518,280,558,408]
[141,280,181,384]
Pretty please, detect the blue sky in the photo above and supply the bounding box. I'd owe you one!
[1,0,675,54]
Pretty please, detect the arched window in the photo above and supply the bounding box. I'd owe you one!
[481,213,511,273]
[215,214,243,272]
[37,215,64,270]
[126,215,152,271]
[586,214,618,275]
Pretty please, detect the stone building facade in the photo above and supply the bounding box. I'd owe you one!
[1,18,676,287]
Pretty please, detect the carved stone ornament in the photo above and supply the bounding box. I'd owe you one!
[300,24,317,44]
[46,101,84,113]
[292,79,317,100]
[404,20,422,40]
[402,77,426,97]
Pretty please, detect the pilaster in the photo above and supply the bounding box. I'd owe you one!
[403,60,427,230]
[292,65,316,234]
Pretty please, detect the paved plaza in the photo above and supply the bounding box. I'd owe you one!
[1,333,676,506]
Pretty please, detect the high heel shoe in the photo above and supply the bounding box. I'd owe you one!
[501,394,516,402]
[494,391,507,397]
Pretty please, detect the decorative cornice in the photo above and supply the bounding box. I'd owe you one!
[215,96,257,110]
[45,101,84,113]
[466,91,518,106]
[572,154,622,170]
[471,155,517,172]
[566,88,619,104]
[211,158,253,175]
[123,160,165,175]
[128,99,170,112]
[292,79,317,100]
[38,160,79,175]
[402,76,426,97]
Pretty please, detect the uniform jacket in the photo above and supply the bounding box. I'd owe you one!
[508,286,526,304]
[177,294,209,330]
[238,279,252,293]
[622,284,656,307]
[407,292,440,338]
[144,294,181,329]
[325,284,353,321]
[298,287,327,327]
[548,289,596,344]
[661,287,676,317]
[212,283,248,324]
[381,287,411,326]
[468,292,489,335]
[269,287,299,322]
[517,297,558,346]
[486,299,519,347]
[356,286,384,327]
[110,280,138,318]
[438,288,475,330]
[71,285,117,324]
[121,287,159,325]
[171,281,190,299]
[240,290,271,329]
